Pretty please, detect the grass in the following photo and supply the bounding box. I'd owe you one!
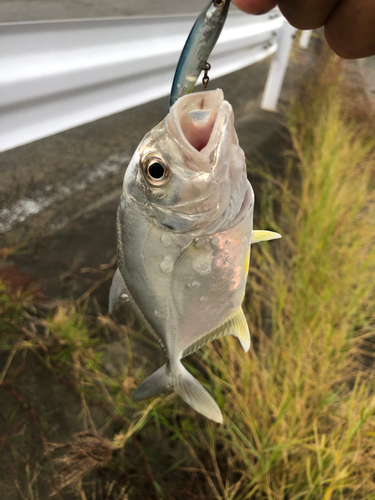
[1,48,375,499]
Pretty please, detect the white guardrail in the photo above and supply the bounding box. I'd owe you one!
[0,10,302,153]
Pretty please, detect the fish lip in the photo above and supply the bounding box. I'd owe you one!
[167,89,233,169]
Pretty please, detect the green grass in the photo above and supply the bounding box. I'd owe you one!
[0,279,36,335]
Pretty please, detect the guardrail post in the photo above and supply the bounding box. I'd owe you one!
[261,22,297,112]
[299,30,312,49]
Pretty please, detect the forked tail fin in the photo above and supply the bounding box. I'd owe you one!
[133,362,223,423]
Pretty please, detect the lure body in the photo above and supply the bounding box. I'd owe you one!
[168,0,230,111]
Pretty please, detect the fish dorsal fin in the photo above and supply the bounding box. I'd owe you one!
[181,308,250,358]
[251,230,281,244]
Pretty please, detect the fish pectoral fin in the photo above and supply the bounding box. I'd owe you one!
[109,268,164,345]
[182,308,250,358]
[251,230,282,244]
[133,362,223,423]
[109,268,126,314]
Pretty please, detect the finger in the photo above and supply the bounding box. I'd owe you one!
[325,0,375,58]
[232,0,278,15]
[278,0,340,29]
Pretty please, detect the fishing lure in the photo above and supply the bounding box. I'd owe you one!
[168,0,230,111]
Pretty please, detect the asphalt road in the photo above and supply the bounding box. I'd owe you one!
[0,0,242,22]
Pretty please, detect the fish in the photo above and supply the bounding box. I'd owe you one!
[109,89,280,423]
[168,0,230,111]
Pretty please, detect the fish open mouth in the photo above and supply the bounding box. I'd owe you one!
[180,104,218,152]
[169,89,228,154]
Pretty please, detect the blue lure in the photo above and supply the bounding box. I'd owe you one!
[168,0,230,111]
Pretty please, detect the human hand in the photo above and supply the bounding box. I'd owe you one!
[231,0,375,59]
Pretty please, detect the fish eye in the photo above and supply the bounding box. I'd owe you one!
[148,162,164,179]
[214,0,224,5]
[143,156,169,186]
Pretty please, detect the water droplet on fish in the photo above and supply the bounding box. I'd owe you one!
[160,234,171,247]
[242,237,248,244]
[194,238,210,249]
[160,256,174,273]
[211,236,220,246]
[224,255,233,265]
[200,296,207,302]
[158,339,165,349]
[120,293,130,302]
[187,281,201,288]
[166,384,171,390]
[154,309,161,317]
[193,257,212,275]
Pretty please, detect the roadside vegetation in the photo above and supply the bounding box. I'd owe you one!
[190,52,375,498]
[1,47,374,499]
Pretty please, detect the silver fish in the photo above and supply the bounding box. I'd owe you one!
[168,0,230,111]
[110,89,280,423]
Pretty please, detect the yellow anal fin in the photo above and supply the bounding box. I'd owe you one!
[251,230,281,244]
[182,308,250,358]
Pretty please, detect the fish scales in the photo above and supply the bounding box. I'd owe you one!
[110,89,280,423]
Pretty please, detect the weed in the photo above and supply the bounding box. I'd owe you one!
[47,305,101,370]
